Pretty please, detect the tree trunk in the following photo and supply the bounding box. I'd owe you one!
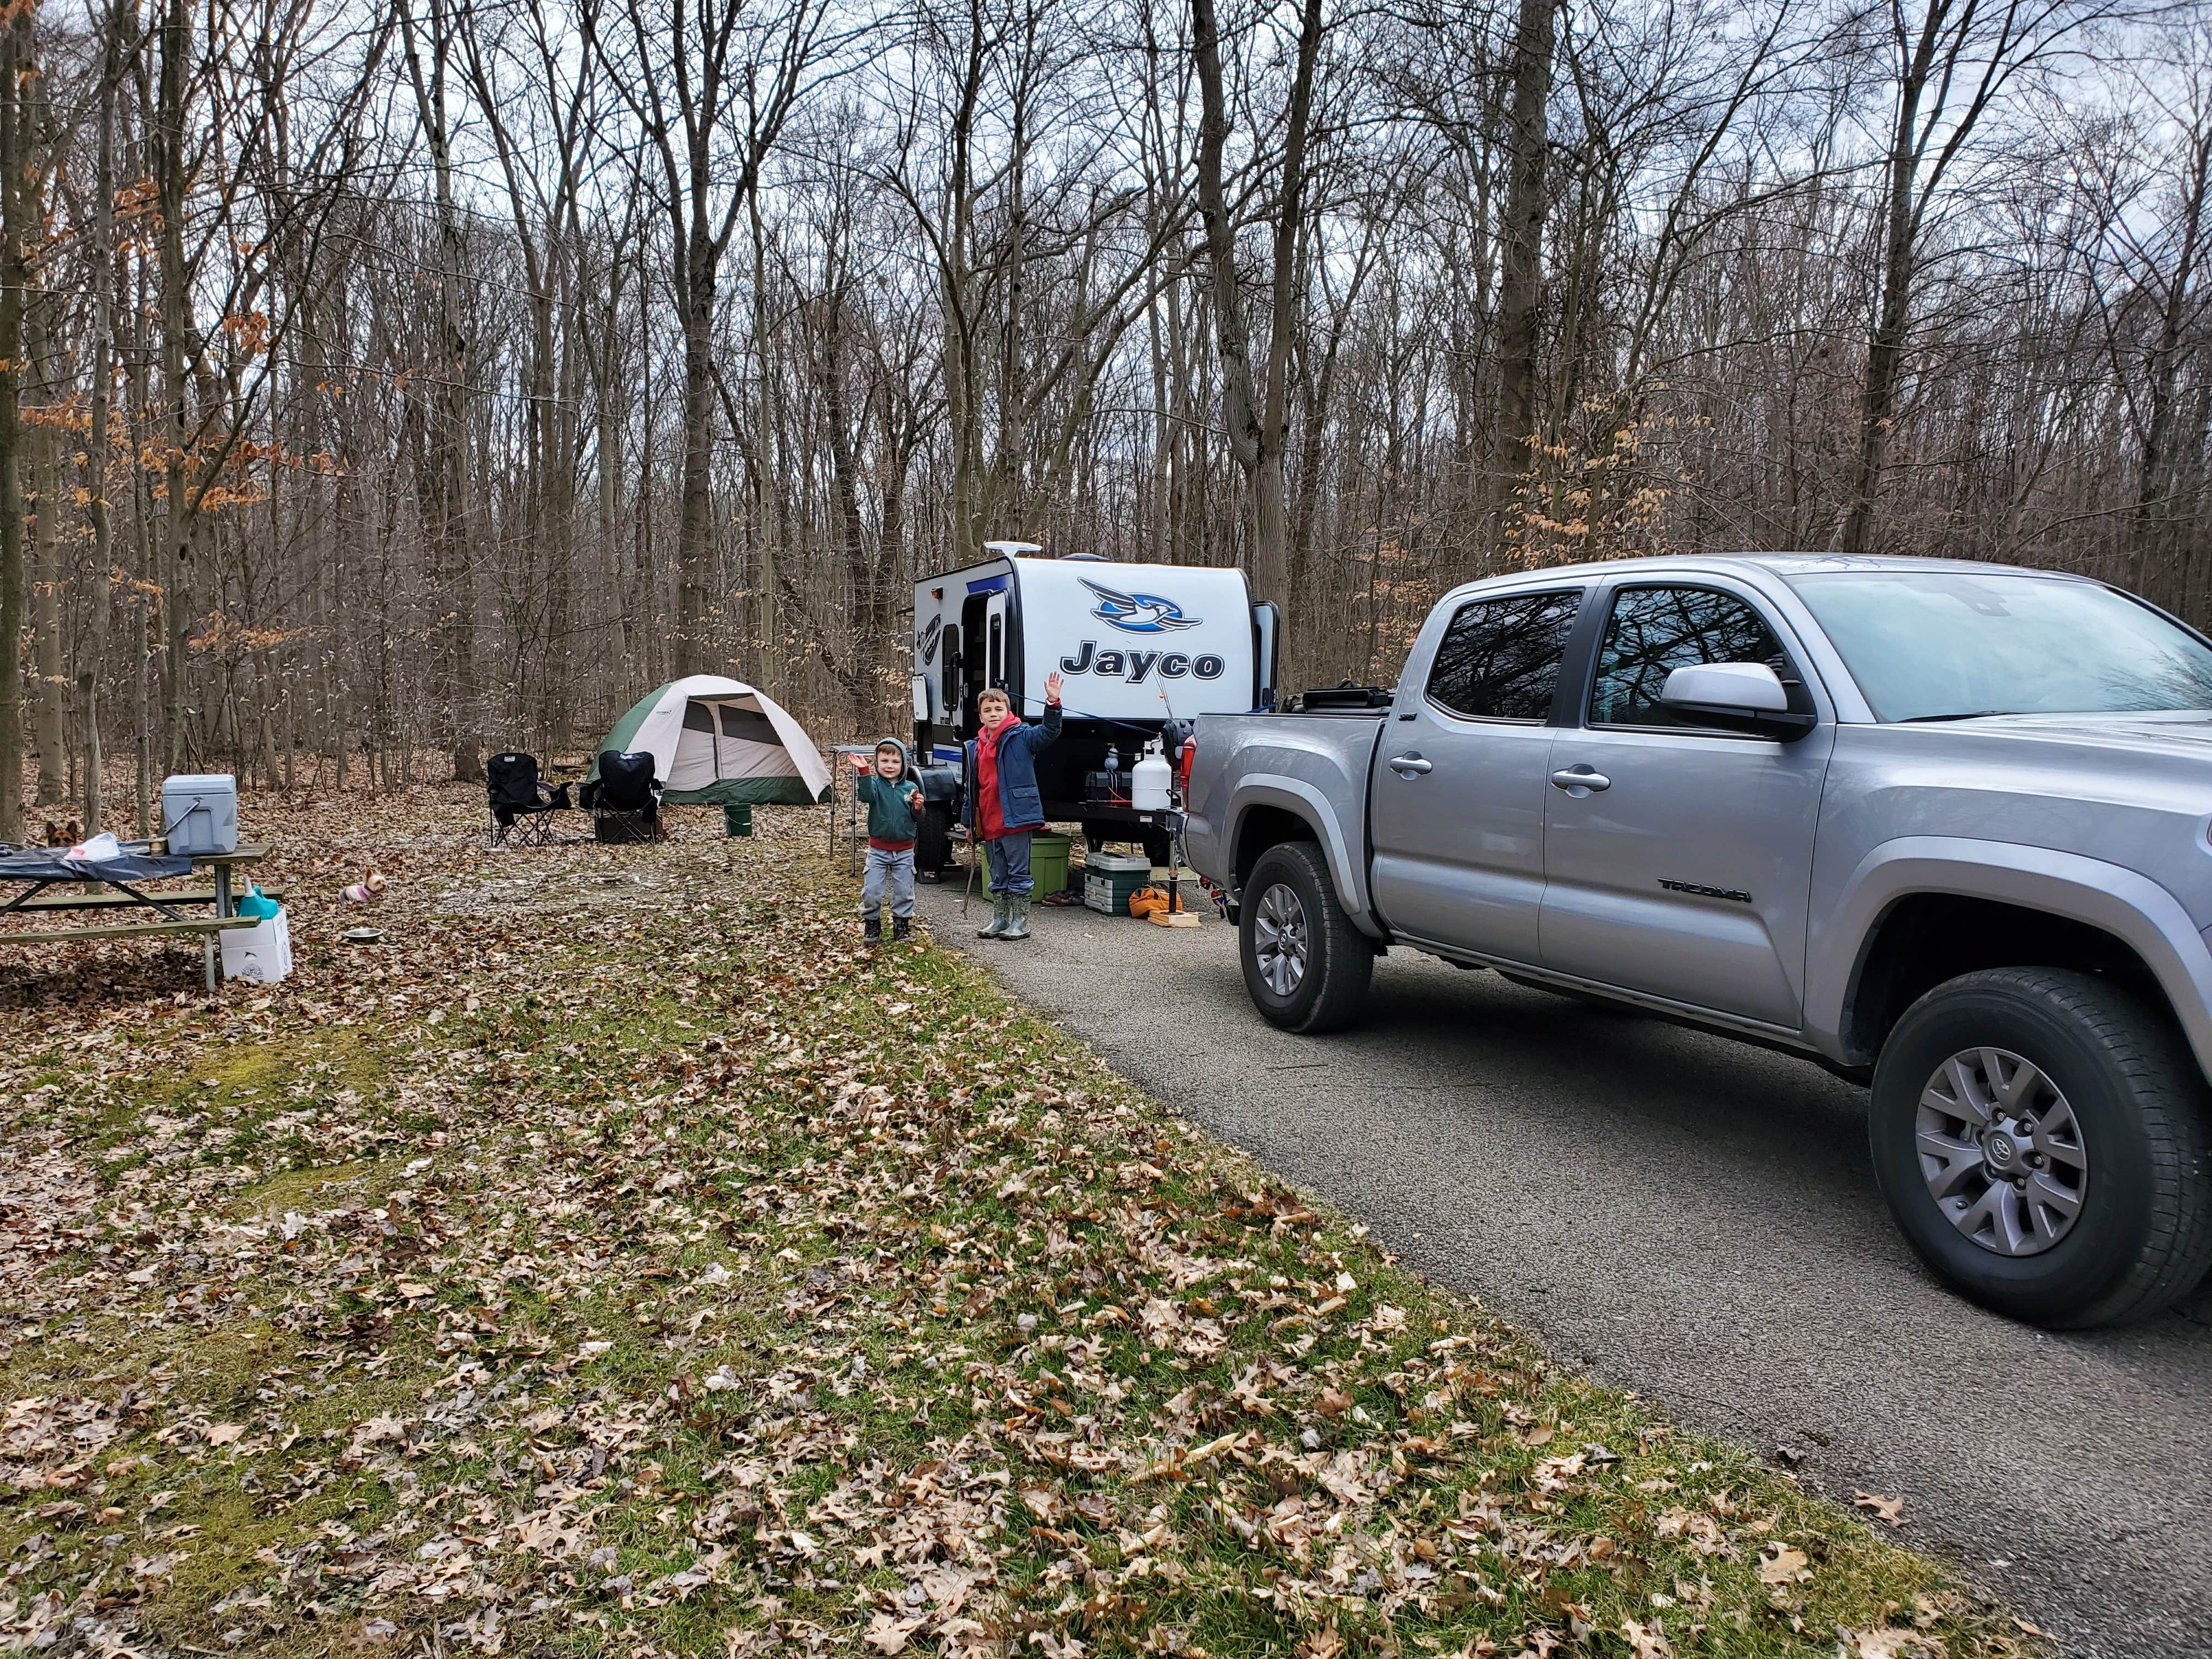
[80,2,121,832]
[675,241,717,676]
[27,305,63,806]
[0,12,27,846]
[1191,0,1322,606]
[156,0,193,773]
[2131,125,2210,595]
[1495,0,1556,538]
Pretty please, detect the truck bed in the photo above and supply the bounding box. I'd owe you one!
[1182,706,1390,934]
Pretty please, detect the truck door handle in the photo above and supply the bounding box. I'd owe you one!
[1388,753,1432,776]
[1550,766,1610,793]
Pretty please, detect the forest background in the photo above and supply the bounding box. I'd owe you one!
[0,0,2205,839]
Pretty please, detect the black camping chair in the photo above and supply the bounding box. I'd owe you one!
[487,752,571,848]
[588,750,662,844]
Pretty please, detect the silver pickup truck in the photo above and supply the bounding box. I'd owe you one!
[1183,554,2212,1328]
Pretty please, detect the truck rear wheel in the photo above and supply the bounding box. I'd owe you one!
[1868,967,2212,1328]
[1239,841,1373,1034]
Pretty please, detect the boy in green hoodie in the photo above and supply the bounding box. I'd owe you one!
[850,737,924,945]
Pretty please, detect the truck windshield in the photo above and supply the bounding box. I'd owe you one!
[1787,571,2212,723]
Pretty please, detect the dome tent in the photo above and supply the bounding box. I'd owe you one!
[589,675,832,806]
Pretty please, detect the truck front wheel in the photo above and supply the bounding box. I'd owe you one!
[1239,841,1373,1034]
[1868,967,2212,1328]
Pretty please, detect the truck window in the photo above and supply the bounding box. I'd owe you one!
[1425,590,1583,721]
[1589,586,1792,729]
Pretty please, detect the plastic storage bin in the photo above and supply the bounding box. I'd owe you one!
[221,907,291,984]
[161,773,238,855]
[1083,849,1153,916]
[1030,832,1073,895]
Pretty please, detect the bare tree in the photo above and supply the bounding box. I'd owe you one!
[1192,0,1327,603]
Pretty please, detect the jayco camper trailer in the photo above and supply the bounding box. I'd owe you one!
[910,543,1279,874]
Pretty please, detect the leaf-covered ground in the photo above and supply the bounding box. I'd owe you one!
[2,784,2039,1658]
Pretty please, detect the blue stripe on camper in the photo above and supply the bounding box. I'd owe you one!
[966,574,1010,594]
[932,744,963,763]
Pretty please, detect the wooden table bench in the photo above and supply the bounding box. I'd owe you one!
[3,885,285,913]
[0,844,278,993]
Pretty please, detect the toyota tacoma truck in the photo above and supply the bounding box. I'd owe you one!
[1182,555,2212,1328]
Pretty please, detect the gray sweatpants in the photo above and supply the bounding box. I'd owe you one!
[862,844,916,921]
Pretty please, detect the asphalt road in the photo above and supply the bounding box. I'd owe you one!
[912,877,2212,1657]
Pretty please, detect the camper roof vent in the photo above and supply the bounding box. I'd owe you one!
[1060,552,1107,562]
[983,539,1043,558]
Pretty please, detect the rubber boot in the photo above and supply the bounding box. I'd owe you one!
[891,916,912,944]
[977,893,1010,939]
[1001,894,1032,941]
[862,916,883,947]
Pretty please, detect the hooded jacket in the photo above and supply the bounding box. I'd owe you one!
[962,701,1062,834]
[855,738,923,849]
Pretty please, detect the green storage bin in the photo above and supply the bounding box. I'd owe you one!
[723,803,754,837]
[1030,832,1073,894]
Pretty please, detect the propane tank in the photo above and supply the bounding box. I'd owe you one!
[1131,739,1172,812]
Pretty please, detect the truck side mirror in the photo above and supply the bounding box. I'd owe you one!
[1660,662,1816,741]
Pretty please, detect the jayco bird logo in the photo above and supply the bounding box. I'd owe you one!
[1080,577,1202,634]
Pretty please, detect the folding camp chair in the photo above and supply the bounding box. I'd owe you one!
[586,750,662,844]
[486,752,571,848]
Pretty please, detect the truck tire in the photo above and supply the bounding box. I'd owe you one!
[1868,967,2212,1328]
[916,802,953,878]
[1239,841,1373,1034]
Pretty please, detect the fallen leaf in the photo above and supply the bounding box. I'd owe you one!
[1854,1489,1906,1527]
[1756,1543,1810,1587]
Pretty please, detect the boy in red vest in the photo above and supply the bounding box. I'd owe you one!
[966,671,1064,941]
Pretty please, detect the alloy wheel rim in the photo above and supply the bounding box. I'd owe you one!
[1252,883,1308,998]
[1915,1046,2088,1256]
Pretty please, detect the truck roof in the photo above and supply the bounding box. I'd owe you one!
[1497,552,2100,583]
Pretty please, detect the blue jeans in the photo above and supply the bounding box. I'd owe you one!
[862,845,916,921]
[983,832,1032,897]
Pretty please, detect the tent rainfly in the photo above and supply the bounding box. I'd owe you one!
[590,676,833,806]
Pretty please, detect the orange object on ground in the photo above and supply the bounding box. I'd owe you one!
[1128,885,1186,918]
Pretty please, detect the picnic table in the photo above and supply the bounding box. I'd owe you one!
[0,843,281,994]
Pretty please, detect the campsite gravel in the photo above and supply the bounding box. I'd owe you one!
[912,878,2212,1658]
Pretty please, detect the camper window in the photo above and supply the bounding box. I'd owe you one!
[989,613,1003,690]
[941,624,961,718]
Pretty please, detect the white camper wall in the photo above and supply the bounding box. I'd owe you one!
[1012,559,1257,721]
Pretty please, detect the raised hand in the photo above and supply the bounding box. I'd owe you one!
[1045,670,1064,704]
[850,752,872,772]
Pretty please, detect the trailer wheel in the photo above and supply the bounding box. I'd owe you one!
[916,802,953,877]
[1239,841,1372,1034]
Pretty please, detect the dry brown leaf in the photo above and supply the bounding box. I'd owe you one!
[1854,1489,1907,1527]
[1756,1543,1810,1587]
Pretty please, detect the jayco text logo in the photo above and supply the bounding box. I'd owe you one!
[1059,641,1224,683]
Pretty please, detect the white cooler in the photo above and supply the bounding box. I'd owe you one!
[220,909,292,984]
